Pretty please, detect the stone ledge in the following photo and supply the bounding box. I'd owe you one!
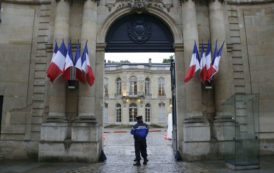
[226,0,274,5]
[2,0,51,5]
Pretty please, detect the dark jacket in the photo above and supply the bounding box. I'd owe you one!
[130,121,149,141]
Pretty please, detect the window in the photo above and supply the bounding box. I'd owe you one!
[116,78,121,95]
[104,103,108,123]
[0,2,2,23]
[158,102,166,123]
[129,76,137,95]
[158,77,165,96]
[129,103,137,122]
[104,77,109,97]
[145,78,150,96]
[116,103,122,122]
[145,103,151,122]
[0,96,2,135]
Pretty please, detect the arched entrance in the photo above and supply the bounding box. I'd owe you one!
[96,9,184,160]
[105,13,174,52]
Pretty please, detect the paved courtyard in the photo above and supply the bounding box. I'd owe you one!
[1,128,274,173]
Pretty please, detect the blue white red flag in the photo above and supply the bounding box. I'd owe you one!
[63,40,74,81]
[205,41,212,82]
[184,42,200,83]
[47,41,66,83]
[199,41,207,82]
[81,43,95,86]
[75,42,85,83]
[208,41,224,79]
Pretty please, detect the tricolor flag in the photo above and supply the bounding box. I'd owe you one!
[184,42,200,83]
[199,41,207,82]
[47,41,67,83]
[75,42,85,83]
[81,43,95,86]
[205,41,212,82]
[208,41,224,80]
[63,40,74,81]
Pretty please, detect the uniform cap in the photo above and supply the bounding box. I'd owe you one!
[136,115,142,118]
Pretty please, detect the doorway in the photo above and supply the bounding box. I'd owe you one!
[101,12,177,162]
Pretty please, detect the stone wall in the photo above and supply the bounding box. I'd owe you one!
[0,0,274,161]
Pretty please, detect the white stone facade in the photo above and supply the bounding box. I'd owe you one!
[0,0,274,162]
[104,63,172,126]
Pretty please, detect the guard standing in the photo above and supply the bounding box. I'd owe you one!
[130,115,149,166]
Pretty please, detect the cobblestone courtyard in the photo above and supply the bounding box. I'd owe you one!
[1,128,274,173]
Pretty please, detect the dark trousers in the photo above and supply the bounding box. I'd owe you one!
[134,138,147,161]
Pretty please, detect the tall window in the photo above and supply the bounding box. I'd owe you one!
[116,103,122,122]
[158,102,166,123]
[145,78,150,96]
[104,77,109,97]
[158,77,165,96]
[0,96,3,135]
[145,103,151,122]
[129,103,137,122]
[0,2,2,23]
[116,78,121,95]
[104,103,108,123]
[129,76,137,95]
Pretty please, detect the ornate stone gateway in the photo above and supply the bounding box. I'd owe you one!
[1,0,274,164]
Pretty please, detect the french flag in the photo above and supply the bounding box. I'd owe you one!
[81,43,95,86]
[63,40,74,81]
[75,42,85,83]
[184,42,200,83]
[199,41,207,82]
[205,41,212,82]
[47,41,67,83]
[208,41,224,80]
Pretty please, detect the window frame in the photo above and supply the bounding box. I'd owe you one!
[129,103,137,122]
[116,103,122,123]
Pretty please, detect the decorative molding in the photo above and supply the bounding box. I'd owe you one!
[1,0,51,5]
[105,0,173,13]
[225,0,274,5]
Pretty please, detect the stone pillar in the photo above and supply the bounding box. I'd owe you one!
[174,43,185,155]
[78,0,97,121]
[209,0,235,157]
[182,0,203,119]
[69,0,100,162]
[209,0,233,116]
[181,0,210,161]
[95,43,106,153]
[47,0,70,121]
[39,0,70,161]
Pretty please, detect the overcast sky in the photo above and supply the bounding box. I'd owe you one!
[105,53,174,63]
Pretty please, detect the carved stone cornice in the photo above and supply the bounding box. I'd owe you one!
[225,0,274,5]
[173,43,184,52]
[105,0,173,13]
[207,0,224,3]
[1,0,51,5]
[96,43,106,52]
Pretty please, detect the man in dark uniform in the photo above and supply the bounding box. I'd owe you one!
[130,115,149,166]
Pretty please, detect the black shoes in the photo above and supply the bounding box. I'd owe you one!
[133,159,148,166]
[133,161,141,166]
[143,159,148,165]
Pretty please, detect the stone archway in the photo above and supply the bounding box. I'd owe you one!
[95,7,184,158]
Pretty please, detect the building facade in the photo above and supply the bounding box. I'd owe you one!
[104,62,171,126]
[0,0,274,162]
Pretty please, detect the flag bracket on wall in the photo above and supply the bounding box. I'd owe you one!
[203,80,213,90]
[67,80,78,90]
